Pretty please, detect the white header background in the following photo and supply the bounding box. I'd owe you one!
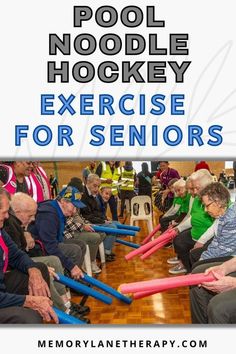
[0,0,236,159]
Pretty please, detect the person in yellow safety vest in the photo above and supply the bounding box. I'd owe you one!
[119,161,136,218]
[82,161,97,185]
[96,161,121,221]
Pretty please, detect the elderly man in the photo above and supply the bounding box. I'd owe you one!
[0,187,57,324]
[169,169,214,274]
[80,174,117,262]
[4,192,90,320]
[29,186,86,280]
[63,177,106,274]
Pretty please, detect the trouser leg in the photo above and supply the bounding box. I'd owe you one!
[31,256,67,311]
[173,229,194,272]
[109,195,118,221]
[72,231,103,261]
[58,239,86,267]
[0,307,43,324]
[4,262,50,295]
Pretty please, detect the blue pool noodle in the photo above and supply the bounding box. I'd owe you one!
[55,273,112,305]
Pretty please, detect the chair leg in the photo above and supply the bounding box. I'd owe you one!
[130,217,134,226]
[147,220,153,234]
[99,243,106,264]
[83,245,92,276]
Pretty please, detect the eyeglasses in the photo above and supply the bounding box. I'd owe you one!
[203,200,215,209]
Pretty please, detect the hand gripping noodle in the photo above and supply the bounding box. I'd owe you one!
[120,273,216,298]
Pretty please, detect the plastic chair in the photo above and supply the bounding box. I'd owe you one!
[83,243,106,276]
[130,195,153,233]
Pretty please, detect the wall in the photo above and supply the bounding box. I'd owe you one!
[41,160,226,189]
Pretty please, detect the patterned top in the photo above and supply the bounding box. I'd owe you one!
[201,202,236,259]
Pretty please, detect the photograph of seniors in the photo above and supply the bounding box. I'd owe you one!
[0,160,236,325]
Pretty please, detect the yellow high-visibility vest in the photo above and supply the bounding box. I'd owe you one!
[120,167,135,191]
[100,162,121,196]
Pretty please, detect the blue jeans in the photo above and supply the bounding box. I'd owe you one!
[98,222,119,254]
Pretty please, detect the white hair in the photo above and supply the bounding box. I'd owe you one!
[10,192,36,212]
[173,178,186,189]
[190,169,213,188]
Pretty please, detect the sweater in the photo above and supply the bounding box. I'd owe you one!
[28,201,75,271]
[0,229,35,308]
[201,203,236,259]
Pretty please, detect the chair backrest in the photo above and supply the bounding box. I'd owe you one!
[130,195,152,218]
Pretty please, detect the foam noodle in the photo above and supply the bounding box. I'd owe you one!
[116,224,140,232]
[141,224,161,245]
[83,274,132,304]
[125,229,173,261]
[53,307,86,324]
[116,238,140,249]
[120,273,216,295]
[55,273,112,305]
[140,240,168,260]
[92,225,136,236]
[140,230,177,260]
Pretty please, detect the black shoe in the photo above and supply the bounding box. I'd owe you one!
[105,254,116,262]
[70,302,90,316]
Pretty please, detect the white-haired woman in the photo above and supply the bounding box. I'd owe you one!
[169,169,215,274]
[159,178,190,233]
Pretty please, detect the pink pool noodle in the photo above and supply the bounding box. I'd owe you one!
[140,230,177,260]
[141,224,161,245]
[120,273,216,295]
[125,229,173,261]
[140,240,169,260]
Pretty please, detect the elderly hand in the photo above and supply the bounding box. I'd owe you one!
[28,267,51,297]
[201,275,236,293]
[83,224,95,232]
[70,265,84,280]
[193,241,204,249]
[24,295,58,323]
[24,231,35,251]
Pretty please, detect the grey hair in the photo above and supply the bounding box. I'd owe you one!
[199,182,230,208]
[87,173,100,184]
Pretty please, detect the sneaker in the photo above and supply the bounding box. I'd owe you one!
[91,262,102,274]
[70,302,90,316]
[168,264,187,275]
[164,242,173,249]
[167,256,179,265]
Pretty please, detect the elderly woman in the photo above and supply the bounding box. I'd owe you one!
[169,169,214,274]
[159,178,190,233]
